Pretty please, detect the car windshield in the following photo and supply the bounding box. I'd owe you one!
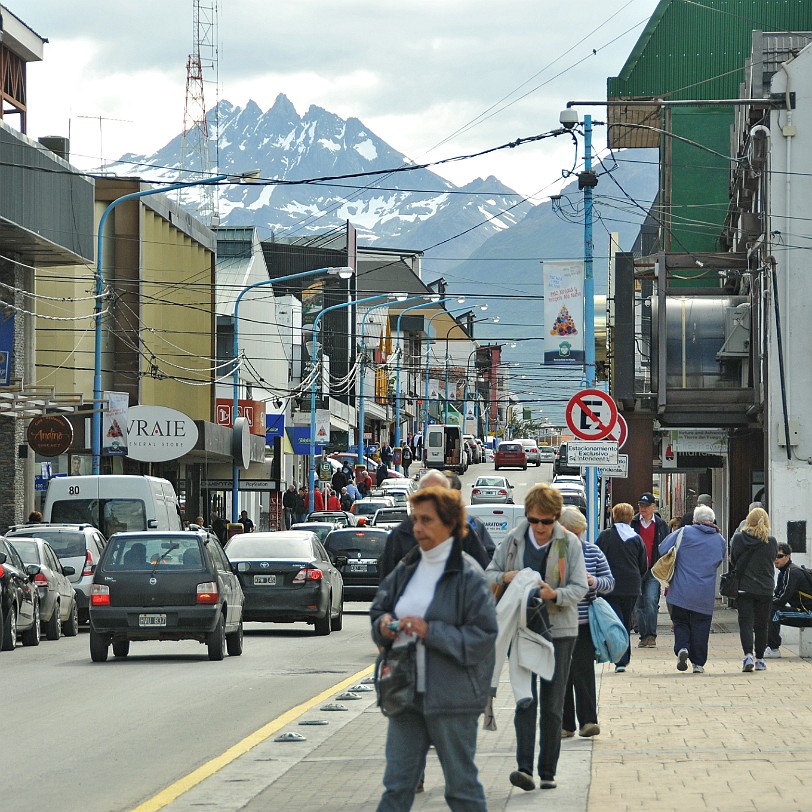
[374,509,408,523]
[353,501,390,516]
[325,530,387,557]
[9,539,40,565]
[226,535,313,559]
[8,529,87,558]
[499,444,521,453]
[291,524,333,542]
[50,498,147,536]
[476,478,506,487]
[103,536,204,571]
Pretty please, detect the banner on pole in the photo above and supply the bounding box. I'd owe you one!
[315,409,330,444]
[102,391,128,457]
[543,260,584,365]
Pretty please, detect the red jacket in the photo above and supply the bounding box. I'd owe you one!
[313,489,325,512]
[327,495,341,510]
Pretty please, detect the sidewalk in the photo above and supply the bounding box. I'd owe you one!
[158,607,812,812]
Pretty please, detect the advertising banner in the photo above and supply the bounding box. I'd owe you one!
[265,410,285,440]
[215,398,267,436]
[543,260,584,365]
[286,426,326,455]
[315,409,330,444]
[0,313,13,385]
[102,391,129,456]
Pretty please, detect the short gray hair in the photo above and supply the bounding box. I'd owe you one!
[749,501,764,513]
[417,470,449,490]
[559,505,587,535]
[693,504,715,524]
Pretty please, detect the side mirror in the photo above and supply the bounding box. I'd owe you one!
[0,552,5,564]
[147,519,158,529]
[26,564,41,579]
[509,484,515,488]
[62,565,76,576]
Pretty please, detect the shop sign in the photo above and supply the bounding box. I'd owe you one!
[126,405,198,462]
[27,414,73,457]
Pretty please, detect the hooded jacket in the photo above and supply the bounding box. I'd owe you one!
[659,523,725,614]
[730,531,778,596]
[595,524,648,596]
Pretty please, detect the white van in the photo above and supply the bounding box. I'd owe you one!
[43,475,183,537]
[466,504,525,547]
[424,424,467,474]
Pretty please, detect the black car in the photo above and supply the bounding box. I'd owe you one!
[553,442,582,477]
[225,531,344,635]
[89,530,244,662]
[0,537,41,650]
[323,527,388,601]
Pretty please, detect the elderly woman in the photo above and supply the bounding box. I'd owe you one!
[659,504,725,673]
[730,507,778,672]
[485,484,588,792]
[595,503,648,673]
[559,506,615,739]
[371,486,497,811]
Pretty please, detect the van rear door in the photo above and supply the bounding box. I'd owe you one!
[466,504,525,547]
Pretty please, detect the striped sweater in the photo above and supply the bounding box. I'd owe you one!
[577,540,615,624]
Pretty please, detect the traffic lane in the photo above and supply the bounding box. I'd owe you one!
[459,458,551,507]
[1,612,376,812]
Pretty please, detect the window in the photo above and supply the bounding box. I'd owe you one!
[10,539,40,565]
[104,536,204,571]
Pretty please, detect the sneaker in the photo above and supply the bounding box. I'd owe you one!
[692,664,705,674]
[764,646,782,659]
[509,771,535,792]
[561,729,575,738]
[637,637,648,648]
[615,665,626,673]
[539,777,557,790]
[677,648,689,671]
[645,635,657,647]
[755,659,767,671]
[415,781,424,793]
[742,654,755,672]
[579,722,601,737]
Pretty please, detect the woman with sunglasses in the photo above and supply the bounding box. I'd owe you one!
[485,483,588,793]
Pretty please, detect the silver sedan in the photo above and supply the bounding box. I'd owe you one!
[470,476,515,505]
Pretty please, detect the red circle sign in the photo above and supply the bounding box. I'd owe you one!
[565,389,618,441]
[606,414,628,450]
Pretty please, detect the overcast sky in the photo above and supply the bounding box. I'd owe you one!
[16,0,661,200]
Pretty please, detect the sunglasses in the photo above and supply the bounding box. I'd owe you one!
[775,553,788,560]
[526,516,556,526]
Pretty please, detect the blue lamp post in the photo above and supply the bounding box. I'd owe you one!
[309,293,395,497]
[230,265,353,522]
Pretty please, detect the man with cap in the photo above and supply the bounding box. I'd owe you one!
[631,492,671,648]
[681,494,713,529]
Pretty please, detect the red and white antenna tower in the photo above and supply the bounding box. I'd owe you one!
[180,0,220,224]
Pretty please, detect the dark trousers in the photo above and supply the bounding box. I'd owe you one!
[605,594,637,667]
[514,636,576,781]
[670,603,712,666]
[736,592,771,658]
[562,623,598,732]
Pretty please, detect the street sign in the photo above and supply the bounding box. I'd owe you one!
[598,454,629,478]
[605,414,628,450]
[565,389,618,441]
[568,441,619,466]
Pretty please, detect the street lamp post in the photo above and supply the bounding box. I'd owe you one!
[309,293,395,498]
[230,265,353,522]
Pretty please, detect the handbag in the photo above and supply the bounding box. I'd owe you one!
[720,543,759,598]
[588,596,630,664]
[374,642,417,717]
[651,527,684,588]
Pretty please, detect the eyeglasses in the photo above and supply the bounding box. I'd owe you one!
[526,516,556,526]
[775,554,788,560]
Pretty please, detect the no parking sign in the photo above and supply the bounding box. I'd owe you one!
[565,389,618,441]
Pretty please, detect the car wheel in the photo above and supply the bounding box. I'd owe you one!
[21,600,40,646]
[45,600,62,641]
[536,461,541,467]
[112,639,130,658]
[1,604,17,650]
[90,629,109,662]
[330,596,344,632]
[314,599,332,636]
[523,464,527,470]
[207,612,226,661]
[494,465,499,471]
[62,601,79,637]
[226,618,244,657]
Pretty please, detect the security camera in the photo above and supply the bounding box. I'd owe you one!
[559,108,579,130]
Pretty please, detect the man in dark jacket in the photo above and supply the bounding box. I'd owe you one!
[376,460,389,487]
[331,468,347,493]
[767,542,812,657]
[282,484,297,529]
[630,492,671,648]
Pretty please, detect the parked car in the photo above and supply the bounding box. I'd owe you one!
[0,537,41,649]
[560,490,587,516]
[225,531,343,635]
[306,510,357,527]
[470,476,514,505]
[552,475,586,493]
[323,527,388,600]
[494,441,527,471]
[553,442,581,476]
[538,445,556,463]
[6,523,106,624]
[290,521,343,544]
[350,497,395,521]
[370,488,409,507]
[517,438,541,466]
[379,477,415,493]
[10,536,78,640]
[371,507,409,530]
[89,529,244,662]
[463,435,482,464]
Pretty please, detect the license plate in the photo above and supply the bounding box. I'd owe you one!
[139,613,166,627]
[253,574,277,585]
[349,564,367,573]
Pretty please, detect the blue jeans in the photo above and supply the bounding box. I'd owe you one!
[377,697,486,811]
[637,572,661,639]
[514,637,576,780]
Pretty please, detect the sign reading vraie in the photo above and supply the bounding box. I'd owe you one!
[27,414,73,457]
[126,405,198,462]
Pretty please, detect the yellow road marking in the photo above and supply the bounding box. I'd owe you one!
[131,663,375,812]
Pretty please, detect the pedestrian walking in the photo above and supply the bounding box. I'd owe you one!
[282,484,297,530]
[340,487,354,512]
[294,487,307,524]
[376,460,389,487]
[380,440,393,467]
[681,493,713,528]
[595,503,647,672]
[484,483,588,792]
[767,542,812,657]
[357,468,372,497]
[559,506,615,740]
[401,444,413,476]
[211,513,227,545]
[371,486,497,811]
[730,507,778,672]
[630,492,670,648]
[659,504,725,673]
[327,489,341,511]
[238,510,255,533]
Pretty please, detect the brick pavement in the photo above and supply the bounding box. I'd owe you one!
[156,607,812,811]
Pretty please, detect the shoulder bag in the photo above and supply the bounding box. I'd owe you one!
[589,596,630,664]
[720,543,759,599]
[374,642,417,717]
[651,527,684,588]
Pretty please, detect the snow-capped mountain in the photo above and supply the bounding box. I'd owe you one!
[107,94,534,259]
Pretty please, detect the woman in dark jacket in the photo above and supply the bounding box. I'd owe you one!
[595,502,647,673]
[730,507,778,672]
[371,486,497,811]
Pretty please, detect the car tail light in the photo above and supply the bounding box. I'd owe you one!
[196,582,219,604]
[0,563,6,578]
[472,489,481,495]
[498,489,508,495]
[292,567,323,584]
[82,550,95,577]
[91,584,110,606]
[34,572,49,588]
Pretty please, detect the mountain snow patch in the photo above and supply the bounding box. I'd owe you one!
[354,139,377,161]
[318,138,341,152]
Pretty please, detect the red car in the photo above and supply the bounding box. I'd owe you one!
[494,442,527,471]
